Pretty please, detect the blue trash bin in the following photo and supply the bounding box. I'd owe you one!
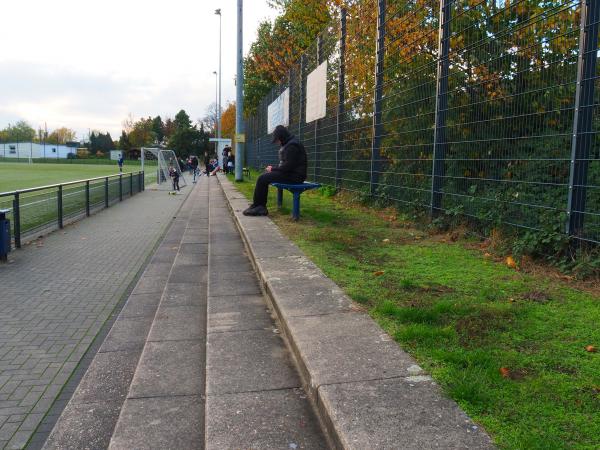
[0,209,11,262]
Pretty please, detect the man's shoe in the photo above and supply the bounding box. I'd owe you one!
[243,205,268,216]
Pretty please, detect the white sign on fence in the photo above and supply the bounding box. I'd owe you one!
[306,61,327,123]
[267,88,290,133]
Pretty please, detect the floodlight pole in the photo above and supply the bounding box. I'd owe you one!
[215,8,222,141]
[235,0,245,181]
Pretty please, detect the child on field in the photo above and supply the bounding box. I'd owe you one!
[169,165,180,192]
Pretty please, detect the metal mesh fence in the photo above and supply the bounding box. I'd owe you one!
[245,0,600,245]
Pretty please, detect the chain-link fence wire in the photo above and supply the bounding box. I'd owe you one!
[246,0,600,245]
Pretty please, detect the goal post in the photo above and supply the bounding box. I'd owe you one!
[141,147,188,189]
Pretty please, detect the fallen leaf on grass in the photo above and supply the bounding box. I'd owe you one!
[499,367,511,378]
[382,238,390,243]
[585,345,597,353]
[373,270,385,277]
[484,252,492,258]
[505,256,518,269]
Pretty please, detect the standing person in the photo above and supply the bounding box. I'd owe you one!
[203,151,210,176]
[243,125,307,216]
[222,146,231,174]
[117,153,124,173]
[227,154,234,175]
[169,165,180,192]
[191,156,199,183]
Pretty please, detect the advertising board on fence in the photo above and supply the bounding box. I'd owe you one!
[306,61,327,123]
[267,88,290,133]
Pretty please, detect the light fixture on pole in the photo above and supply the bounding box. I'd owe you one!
[215,8,222,140]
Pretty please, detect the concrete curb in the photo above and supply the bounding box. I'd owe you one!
[217,174,495,450]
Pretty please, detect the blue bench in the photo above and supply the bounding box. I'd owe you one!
[272,182,321,220]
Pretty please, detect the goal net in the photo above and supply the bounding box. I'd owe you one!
[141,148,188,190]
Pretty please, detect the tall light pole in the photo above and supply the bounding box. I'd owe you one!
[215,8,222,140]
[212,71,218,137]
[235,0,244,181]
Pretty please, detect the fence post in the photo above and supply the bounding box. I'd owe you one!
[129,173,133,196]
[314,35,324,182]
[370,0,386,196]
[57,185,63,229]
[430,0,452,216]
[104,177,109,208]
[566,0,599,237]
[299,54,306,139]
[141,171,145,191]
[13,193,21,248]
[85,181,90,217]
[119,174,123,202]
[335,7,347,188]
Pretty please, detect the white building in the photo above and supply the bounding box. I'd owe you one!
[0,142,77,159]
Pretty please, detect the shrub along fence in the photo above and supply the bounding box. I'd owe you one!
[245,0,600,246]
[0,171,145,247]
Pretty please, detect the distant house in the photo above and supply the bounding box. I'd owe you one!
[0,142,78,159]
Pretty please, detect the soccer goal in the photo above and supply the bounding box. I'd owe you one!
[141,148,188,189]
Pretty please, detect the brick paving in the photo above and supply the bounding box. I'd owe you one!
[0,186,191,449]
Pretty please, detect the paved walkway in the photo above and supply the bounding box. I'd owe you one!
[42,175,326,449]
[0,186,189,449]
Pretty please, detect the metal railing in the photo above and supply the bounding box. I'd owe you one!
[245,0,600,245]
[0,171,145,248]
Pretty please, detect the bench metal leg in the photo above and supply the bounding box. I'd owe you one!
[292,192,301,220]
[277,188,283,209]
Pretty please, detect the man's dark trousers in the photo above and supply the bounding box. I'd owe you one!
[253,171,304,207]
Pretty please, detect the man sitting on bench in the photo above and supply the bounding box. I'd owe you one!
[243,125,307,216]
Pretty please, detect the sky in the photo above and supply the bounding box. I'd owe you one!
[0,0,279,140]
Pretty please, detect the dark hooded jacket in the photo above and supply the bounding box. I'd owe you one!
[271,134,307,181]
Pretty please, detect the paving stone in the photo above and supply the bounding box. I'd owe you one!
[118,293,162,319]
[206,388,327,450]
[179,243,208,255]
[168,265,207,284]
[319,378,494,450]
[147,306,205,342]
[42,401,121,450]
[131,276,169,295]
[128,340,205,398]
[161,285,207,308]
[71,350,140,404]
[207,329,299,394]
[98,317,154,353]
[208,295,273,333]
[109,396,203,450]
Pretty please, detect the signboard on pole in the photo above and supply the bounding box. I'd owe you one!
[306,61,327,123]
[267,88,290,133]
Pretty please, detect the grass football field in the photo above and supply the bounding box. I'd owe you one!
[0,162,143,192]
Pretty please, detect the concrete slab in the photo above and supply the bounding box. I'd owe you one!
[99,316,154,353]
[131,276,169,294]
[179,243,208,255]
[174,251,208,266]
[208,295,273,333]
[43,401,121,450]
[206,388,327,450]
[168,264,208,284]
[119,293,163,319]
[109,395,203,450]
[292,327,415,388]
[128,340,204,398]
[161,284,207,307]
[208,271,261,297]
[72,350,140,404]
[207,329,300,394]
[209,255,253,273]
[147,306,205,342]
[209,241,246,256]
[319,378,494,450]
